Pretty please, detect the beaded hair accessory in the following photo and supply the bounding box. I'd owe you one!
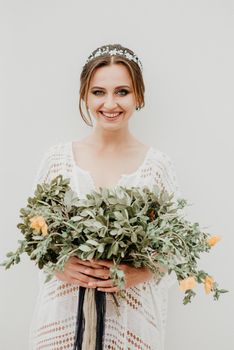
[84,46,143,72]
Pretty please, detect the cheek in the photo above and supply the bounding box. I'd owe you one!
[87,95,101,109]
[113,94,135,109]
[121,96,136,109]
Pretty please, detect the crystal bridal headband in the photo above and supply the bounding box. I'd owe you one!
[84,45,143,72]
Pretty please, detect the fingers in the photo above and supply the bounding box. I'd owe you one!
[67,257,110,279]
[55,269,106,286]
[55,262,110,286]
[54,270,68,282]
[79,265,110,279]
[68,256,101,268]
[90,259,114,268]
[68,278,89,288]
[55,269,122,292]
[68,256,109,269]
[90,259,128,271]
[68,259,110,279]
[70,271,99,284]
[87,276,122,292]
[96,287,119,292]
[87,279,115,288]
[55,257,131,289]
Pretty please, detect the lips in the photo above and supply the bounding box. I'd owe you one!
[100,111,122,116]
[99,111,123,120]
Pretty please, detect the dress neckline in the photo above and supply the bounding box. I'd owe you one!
[69,141,153,191]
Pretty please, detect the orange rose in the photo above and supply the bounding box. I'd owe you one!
[179,276,197,291]
[30,215,48,236]
[207,235,221,247]
[204,275,214,294]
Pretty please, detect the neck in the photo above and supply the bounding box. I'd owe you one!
[86,125,138,151]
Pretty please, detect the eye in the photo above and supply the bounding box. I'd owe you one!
[117,89,129,96]
[91,89,129,96]
[92,90,104,96]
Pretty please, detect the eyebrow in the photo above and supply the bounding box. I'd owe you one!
[90,85,131,89]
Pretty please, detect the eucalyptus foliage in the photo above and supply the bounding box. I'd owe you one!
[1,175,228,304]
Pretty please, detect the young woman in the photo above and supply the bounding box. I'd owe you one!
[29,43,181,350]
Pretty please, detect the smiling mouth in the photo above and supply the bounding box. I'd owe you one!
[99,111,123,119]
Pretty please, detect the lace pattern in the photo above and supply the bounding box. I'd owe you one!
[29,141,183,350]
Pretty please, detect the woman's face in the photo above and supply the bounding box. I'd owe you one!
[86,63,137,129]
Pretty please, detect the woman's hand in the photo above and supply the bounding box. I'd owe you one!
[86,259,155,292]
[54,256,110,287]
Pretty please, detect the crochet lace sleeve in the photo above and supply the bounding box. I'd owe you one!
[29,145,56,282]
[30,145,54,196]
[162,153,183,203]
[151,150,186,289]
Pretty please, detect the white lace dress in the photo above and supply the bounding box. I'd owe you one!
[28,141,182,350]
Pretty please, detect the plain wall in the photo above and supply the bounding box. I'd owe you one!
[1,0,233,349]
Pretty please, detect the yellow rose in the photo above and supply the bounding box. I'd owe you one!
[30,215,48,236]
[204,275,214,294]
[179,276,197,291]
[207,235,221,247]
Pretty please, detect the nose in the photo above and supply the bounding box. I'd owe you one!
[103,93,118,109]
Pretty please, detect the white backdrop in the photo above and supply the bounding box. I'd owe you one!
[0,0,233,349]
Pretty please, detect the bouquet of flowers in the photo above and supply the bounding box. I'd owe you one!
[1,175,228,350]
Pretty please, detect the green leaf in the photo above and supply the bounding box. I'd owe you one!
[114,211,124,220]
[131,232,137,243]
[44,273,54,283]
[79,244,92,252]
[110,229,118,236]
[6,252,14,258]
[71,216,83,222]
[86,239,99,246]
[112,242,119,255]
[32,236,44,241]
[97,243,105,253]
[86,251,95,260]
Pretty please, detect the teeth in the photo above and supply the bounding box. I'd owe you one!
[101,112,121,118]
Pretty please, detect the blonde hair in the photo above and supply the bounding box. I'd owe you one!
[79,43,145,127]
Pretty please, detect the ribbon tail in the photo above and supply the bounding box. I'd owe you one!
[95,289,106,350]
[73,286,86,350]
